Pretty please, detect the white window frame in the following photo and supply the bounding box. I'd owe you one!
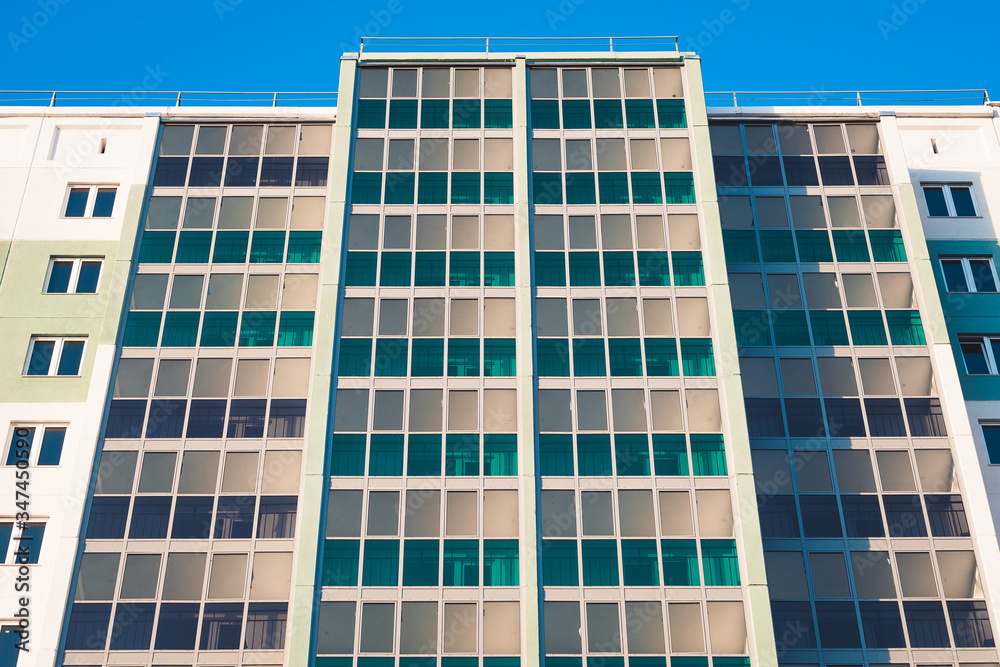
[921,182,978,218]
[959,335,1000,375]
[981,422,1000,465]
[22,337,86,377]
[0,522,46,565]
[62,184,118,218]
[42,257,104,294]
[3,424,68,467]
[940,256,999,293]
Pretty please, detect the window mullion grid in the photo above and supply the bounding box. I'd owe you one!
[68,259,82,293]
[986,336,1000,375]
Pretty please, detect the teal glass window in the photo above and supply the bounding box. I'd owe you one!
[160,312,200,347]
[672,251,705,286]
[759,230,797,263]
[661,540,699,586]
[410,339,444,376]
[644,338,679,376]
[200,312,238,346]
[122,312,162,347]
[771,311,810,346]
[603,252,636,286]
[403,540,439,586]
[484,99,513,128]
[446,434,480,476]
[448,339,480,376]
[625,99,655,128]
[663,173,695,204]
[608,338,643,376]
[322,539,360,587]
[286,231,322,263]
[239,311,276,346]
[451,173,480,205]
[577,434,613,476]
[374,339,408,376]
[330,434,366,476]
[848,311,888,345]
[484,252,515,286]
[338,339,372,376]
[421,99,449,128]
[652,434,689,476]
[713,659,750,667]
[443,540,478,586]
[175,231,212,263]
[407,434,441,476]
[541,540,578,586]
[593,99,624,128]
[621,539,659,586]
[582,540,619,586]
[484,173,514,205]
[414,252,446,286]
[369,434,403,476]
[572,339,606,376]
[138,232,176,264]
[870,230,907,262]
[568,252,601,286]
[631,173,662,204]
[484,339,516,376]
[533,173,563,205]
[249,231,286,263]
[732,311,771,347]
[344,252,377,286]
[356,99,386,129]
[278,312,314,346]
[484,434,517,476]
[809,310,849,346]
[537,339,570,377]
[656,99,686,128]
[212,231,249,263]
[832,230,871,263]
[539,434,574,476]
[351,173,382,205]
[418,173,448,204]
[379,252,412,287]
[388,99,418,129]
[362,540,399,586]
[530,100,560,129]
[722,231,760,263]
[453,99,481,129]
[886,310,926,345]
[484,540,518,586]
[681,339,715,376]
[450,252,480,286]
[534,252,566,287]
[637,251,671,287]
[384,173,415,205]
[565,173,596,205]
[702,539,740,586]
[598,173,629,204]
[562,100,591,129]
[795,230,834,263]
[691,434,726,475]
[615,434,651,476]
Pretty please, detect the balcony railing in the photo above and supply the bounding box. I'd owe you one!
[358,36,680,54]
[0,91,337,107]
[705,89,991,107]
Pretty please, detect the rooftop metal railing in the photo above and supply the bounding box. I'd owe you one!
[0,90,338,107]
[705,89,991,107]
[358,36,680,54]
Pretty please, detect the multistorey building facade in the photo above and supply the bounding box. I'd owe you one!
[0,42,998,667]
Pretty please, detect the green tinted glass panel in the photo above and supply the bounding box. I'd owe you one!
[453,99,481,128]
[732,311,771,346]
[483,434,517,476]
[418,173,447,204]
[384,173,415,205]
[541,540,578,586]
[833,230,871,263]
[652,434,688,476]
[603,252,636,286]
[870,230,907,262]
[691,434,726,476]
[369,434,403,476]
[414,252,446,286]
[537,339,570,377]
[572,339,606,376]
[278,311,314,346]
[615,434,650,476]
[608,338,642,376]
[533,173,563,205]
[484,99,513,128]
[410,339,444,377]
[759,230,796,263]
[848,311,887,345]
[886,310,926,345]
[379,252,412,287]
[122,312,162,347]
[644,338,678,376]
[530,100,560,129]
[484,252,515,286]
[442,540,478,586]
[484,339,515,377]
[175,231,212,263]
[330,434,366,476]
[407,434,441,476]
[322,539,360,587]
[421,99,449,128]
[681,338,715,375]
[593,99,624,128]
[771,311,810,346]
[286,231,322,263]
[361,540,399,586]
[446,434,480,476]
[160,312,200,347]
[663,173,695,204]
[578,434,613,476]
[238,311,276,346]
[351,173,382,205]
[562,100,591,129]
[702,539,740,586]
[388,99,418,129]
[598,173,629,204]
[534,252,566,287]
[539,434,573,476]
[795,230,833,262]
[339,338,372,376]
[621,539,659,585]
[483,539,518,586]
[451,173,480,205]
[212,231,249,263]
[568,252,601,286]
[484,173,514,204]
[631,173,662,204]
[200,312,238,346]
[625,99,655,128]
[374,339,408,376]
[138,232,176,264]
[656,99,686,128]
[661,540,699,586]
[565,173,596,205]
[356,99,387,129]
[672,251,704,286]
[448,339,480,377]
[637,251,671,286]
[449,252,480,287]
[403,540,439,586]
[809,310,849,346]
[722,231,759,263]
[582,540,619,586]
[345,252,377,286]
[249,231,286,263]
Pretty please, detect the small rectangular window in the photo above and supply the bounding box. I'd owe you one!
[5,424,66,466]
[0,523,45,564]
[940,256,998,293]
[23,337,85,376]
[63,185,118,218]
[922,183,977,217]
[44,258,103,294]
[960,335,1000,374]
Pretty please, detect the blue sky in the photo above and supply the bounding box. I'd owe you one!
[1,0,997,99]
